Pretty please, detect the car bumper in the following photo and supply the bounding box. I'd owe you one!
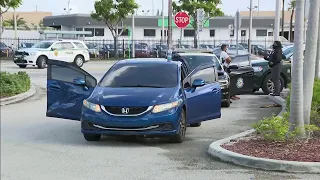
[221,86,230,101]
[80,106,182,136]
[13,56,37,65]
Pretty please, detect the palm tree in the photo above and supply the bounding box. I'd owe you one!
[289,0,296,42]
[289,0,305,136]
[303,0,320,125]
[4,14,27,29]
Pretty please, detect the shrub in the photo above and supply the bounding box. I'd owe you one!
[0,71,31,98]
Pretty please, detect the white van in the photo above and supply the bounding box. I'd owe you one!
[13,39,90,68]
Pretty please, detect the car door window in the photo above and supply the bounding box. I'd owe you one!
[51,65,85,83]
[51,42,63,50]
[61,42,74,49]
[189,67,217,85]
[74,42,86,49]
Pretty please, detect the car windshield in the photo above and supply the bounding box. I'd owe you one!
[86,44,95,49]
[32,41,53,49]
[99,63,178,88]
[180,55,222,71]
[0,42,7,48]
[283,46,294,58]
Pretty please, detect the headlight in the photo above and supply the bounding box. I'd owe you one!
[83,99,101,112]
[29,52,36,56]
[253,66,263,72]
[152,100,182,113]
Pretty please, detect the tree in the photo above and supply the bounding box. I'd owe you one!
[303,0,320,125]
[288,0,296,42]
[91,0,138,57]
[0,0,22,37]
[172,0,224,48]
[289,0,305,136]
[4,14,27,28]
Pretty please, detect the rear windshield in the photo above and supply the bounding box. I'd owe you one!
[99,63,178,88]
[180,55,221,71]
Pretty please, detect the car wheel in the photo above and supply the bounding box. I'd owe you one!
[261,74,284,95]
[190,123,201,127]
[83,133,101,141]
[170,109,186,143]
[36,56,47,69]
[74,55,84,67]
[18,65,27,68]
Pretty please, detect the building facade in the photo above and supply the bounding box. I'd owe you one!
[44,14,291,42]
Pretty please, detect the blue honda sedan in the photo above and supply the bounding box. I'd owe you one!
[46,58,221,143]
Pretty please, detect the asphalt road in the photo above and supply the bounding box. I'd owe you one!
[1,60,318,180]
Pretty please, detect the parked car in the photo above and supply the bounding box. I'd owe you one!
[238,43,249,50]
[199,44,215,49]
[13,39,90,68]
[20,42,35,49]
[229,54,292,94]
[216,43,246,51]
[212,47,249,59]
[251,44,268,56]
[46,58,223,143]
[98,44,123,58]
[85,43,99,58]
[126,43,151,58]
[173,44,193,49]
[0,42,13,57]
[149,43,168,58]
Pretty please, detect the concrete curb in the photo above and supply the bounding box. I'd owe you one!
[207,95,320,173]
[0,84,36,106]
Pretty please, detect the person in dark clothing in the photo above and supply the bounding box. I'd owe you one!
[264,41,283,96]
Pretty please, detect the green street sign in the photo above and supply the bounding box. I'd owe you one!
[158,18,209,28]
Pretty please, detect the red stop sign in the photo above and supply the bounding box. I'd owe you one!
[174,12,190,28]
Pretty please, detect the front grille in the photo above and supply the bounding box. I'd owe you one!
[15,51,29,56]
[103,106,150,115]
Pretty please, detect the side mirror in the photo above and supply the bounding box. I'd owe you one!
[73,77,86,85]
[51,47,56,51]
[217,71,224,76]
[192,79,205,88]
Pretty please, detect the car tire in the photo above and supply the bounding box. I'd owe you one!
[74,55,84,67]
[170,109,187,143]
[261,73,284,95]
[83,133,101,141]
[18,65,27,68]
[190,123,201,127]
[36,56,47,69]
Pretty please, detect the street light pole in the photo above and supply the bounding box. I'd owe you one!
[131,12,135,58]
[274,0,281,41]
[248,0,253,55]
[168,0,173,49]
[162,0,165,42]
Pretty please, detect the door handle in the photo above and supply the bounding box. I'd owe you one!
[212,88,219,93]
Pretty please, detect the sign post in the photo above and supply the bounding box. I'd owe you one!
[174,12,190,49]
[197,8,204,49]
[234,10,241,55]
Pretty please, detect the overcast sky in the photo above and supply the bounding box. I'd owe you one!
[16,0,292,16]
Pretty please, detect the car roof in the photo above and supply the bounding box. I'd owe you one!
[41,39,85,43]
[177,52,217,57]
[117,58,180,66]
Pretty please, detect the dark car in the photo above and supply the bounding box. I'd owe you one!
[126,43,152,58]
[149,43,168,58]
[98,44,123,58]
[251,44,268,56]
[229,54,292,94]
[171,48,256,107]
[239,43,249,50]
[0,42,13,57]
[46,58,223,143]
[173,44,193,49]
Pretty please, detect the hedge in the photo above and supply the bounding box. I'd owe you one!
[0,71,31,98]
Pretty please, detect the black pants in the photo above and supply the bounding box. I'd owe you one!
[271,62,282,95]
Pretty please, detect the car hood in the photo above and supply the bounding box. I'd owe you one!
[87,87,177,106]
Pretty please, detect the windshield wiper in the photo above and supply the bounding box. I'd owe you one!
[119,85,164,88]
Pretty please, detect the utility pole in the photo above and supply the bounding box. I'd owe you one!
[281,0,285,37]
[162,0,165,42]
[275,0,281,41]
[168,0,173,49]
[248,0,253,55]
[14,9,17,39]
[131,12,135,58]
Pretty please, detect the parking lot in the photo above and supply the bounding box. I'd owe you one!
[2,60,319,179]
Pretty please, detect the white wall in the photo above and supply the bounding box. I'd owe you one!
[1,30,40,39]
